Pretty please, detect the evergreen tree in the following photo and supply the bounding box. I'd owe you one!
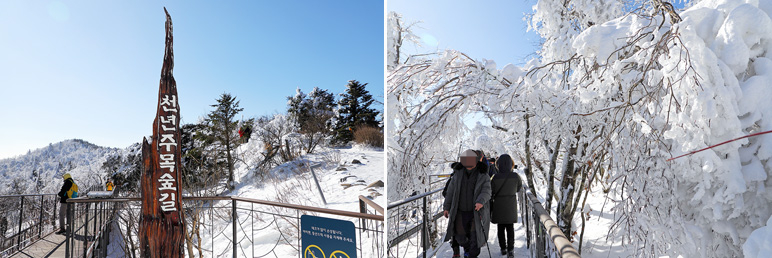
[332,80,380,143]
[287,88,309,123]
[287,87,336,153]
[203,93,243,190]
[180,123,213,190]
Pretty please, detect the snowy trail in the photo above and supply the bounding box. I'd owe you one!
[435,222,530,258]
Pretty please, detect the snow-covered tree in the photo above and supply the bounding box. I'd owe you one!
[387,11,420,70]
[332,80,380,144]
[202,93,244,191]
[287,87,336,153]
[388,0,772,256]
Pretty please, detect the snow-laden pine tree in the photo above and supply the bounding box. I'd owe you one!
[287,87,336,153]
[332,80,380,144]
[202,93,244,191]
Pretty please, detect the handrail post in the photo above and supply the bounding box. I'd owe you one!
[100,202,107,258]
[84,203,89,258]
[422,196,428,258]
[232,199,237,258]
[17,196,23,247]
[38,195,44,238]
[97,202,101,255]
[93,202,98,245]
[53,197,57,229]
[66,202,72,258]
[359,198,366,233]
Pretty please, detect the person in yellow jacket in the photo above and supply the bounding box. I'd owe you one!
[106,180,114,191]
[56,173,78,234]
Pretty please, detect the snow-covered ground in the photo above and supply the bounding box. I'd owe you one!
[568,188,636,258]
[433,222,530,258]
[743,214,772,257]
[107,141,385,258]
[230,142,385,213]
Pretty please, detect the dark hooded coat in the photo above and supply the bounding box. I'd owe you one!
[443,161,492,246]
[490,155,523,224]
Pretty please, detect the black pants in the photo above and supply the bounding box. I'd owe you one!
[497,223,514,251]
[451,238,459,255]
[454,211,480,257]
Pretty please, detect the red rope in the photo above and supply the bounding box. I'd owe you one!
[667,130,772,162]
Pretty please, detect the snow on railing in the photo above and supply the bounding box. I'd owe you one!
[520,185,580,258]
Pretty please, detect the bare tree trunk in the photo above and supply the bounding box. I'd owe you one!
[226,141,234,190]
[545,138,562,215]
[557,125,582,240]
[225,120,235,190]
[184,220,194,258]
[578,204,587,254]
[570,143,591,217]
[119,204,139,258]
[392,17,402,69]
[305,135,311,154]
[523,114,538,191]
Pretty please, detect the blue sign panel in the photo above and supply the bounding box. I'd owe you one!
[301,215,357,258]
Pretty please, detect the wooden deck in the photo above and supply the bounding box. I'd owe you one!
[10,233,66,258]
[10,211,101,258]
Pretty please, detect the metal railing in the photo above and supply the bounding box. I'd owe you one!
[359,195,385,257]
[63,198,118,258]
[63,195,384,258]
[0,194,60,257]
[387,174,581,258]
[520,185,580,258]
[387,188,446,258]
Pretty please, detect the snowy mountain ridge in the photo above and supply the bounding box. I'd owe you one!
[0,139,125,196]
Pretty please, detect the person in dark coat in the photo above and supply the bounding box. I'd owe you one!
[475,150,498,177]
[490,154,523,257]
[443,161,465,256]
[443,149,492,258]
[56,173,75,234]
[488,157,498,177]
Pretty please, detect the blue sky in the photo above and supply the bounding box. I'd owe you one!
[388,0,541,66]
[0,1,384,159]
[388,0,541,129]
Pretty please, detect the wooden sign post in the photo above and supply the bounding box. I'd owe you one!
[139,8,185,257]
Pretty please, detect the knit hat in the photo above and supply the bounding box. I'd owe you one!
[460,149,478,158]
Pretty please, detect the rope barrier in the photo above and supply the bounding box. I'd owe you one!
[667,130,772,161]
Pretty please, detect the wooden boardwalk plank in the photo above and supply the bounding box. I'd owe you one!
[11,209,101,258]
[10,233,66,258]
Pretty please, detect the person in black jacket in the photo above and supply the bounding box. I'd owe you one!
[56,173,75,234]
[488,157,498,177]
[475,150,498,177]
[443,149,492,258]
[490,154,523,257]
[443,161,464,256]
[443,150,494,257]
